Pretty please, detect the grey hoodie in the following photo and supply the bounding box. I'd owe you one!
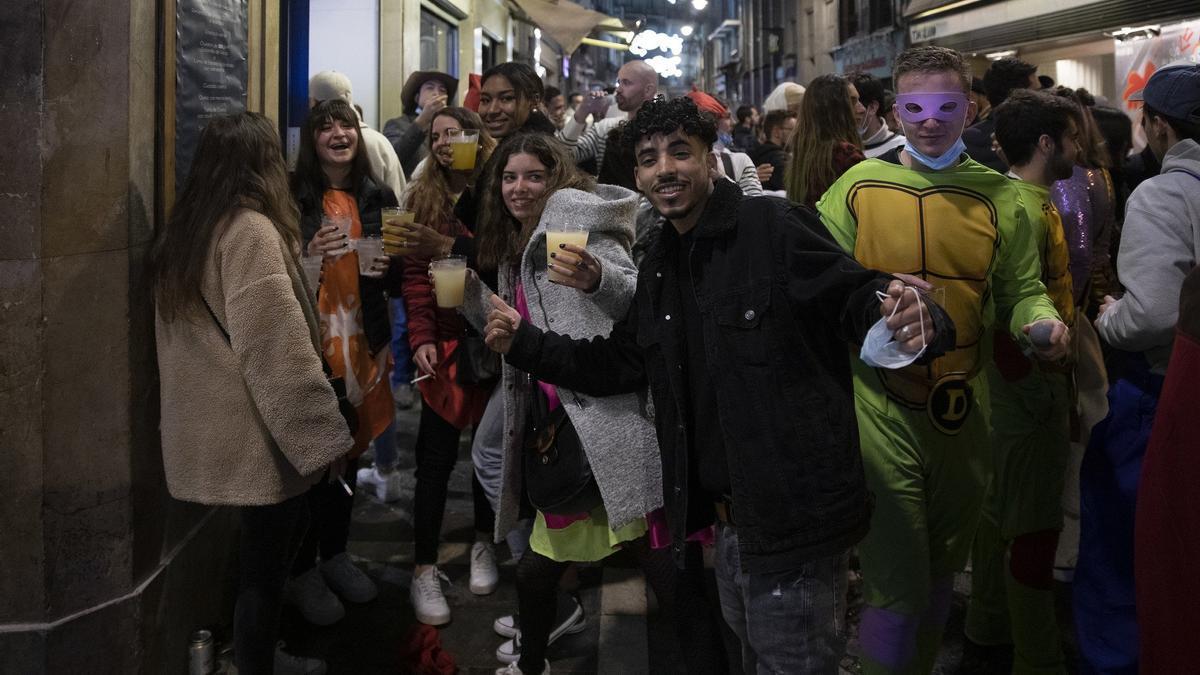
[1098,139,1200,372]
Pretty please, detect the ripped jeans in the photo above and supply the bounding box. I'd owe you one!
[714,522,845,674]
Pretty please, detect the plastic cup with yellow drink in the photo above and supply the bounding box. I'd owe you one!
[430,255,468,308]
[546,221,589,284]
[448,129,480,171]
[381,206,418,256]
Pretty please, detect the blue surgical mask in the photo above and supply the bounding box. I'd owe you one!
[904,136,966,171]
[718,132,733,148]
[860,288,929,369]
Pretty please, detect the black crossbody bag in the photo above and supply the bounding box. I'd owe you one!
[522,377,602,515]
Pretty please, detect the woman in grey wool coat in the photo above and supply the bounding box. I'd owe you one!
[448,132,723,675]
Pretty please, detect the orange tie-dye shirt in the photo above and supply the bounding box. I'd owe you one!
[317,189,394,456]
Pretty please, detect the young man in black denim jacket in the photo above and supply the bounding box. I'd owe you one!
[481,97,954,673]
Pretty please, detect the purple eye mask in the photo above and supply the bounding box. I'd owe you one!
[895,92,968,124]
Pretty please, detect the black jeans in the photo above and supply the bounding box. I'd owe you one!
[235,493,309,674]
[413,402,495,564]
[291,462,357,575]
[516,536,727,674]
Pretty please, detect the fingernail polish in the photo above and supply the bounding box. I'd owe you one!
[559,243,566,248]
[550,252,557,258]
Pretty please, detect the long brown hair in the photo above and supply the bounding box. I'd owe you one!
[476,133,593,272]
[150,111,300,321]
[404,107,496,232]
[1050,86,1109,169]
[290,99,374,205]
[785,75,864,205]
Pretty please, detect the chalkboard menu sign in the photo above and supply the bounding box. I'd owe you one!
[174,0,248,194]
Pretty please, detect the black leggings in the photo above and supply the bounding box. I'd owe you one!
[413,402,495,564]
[516,536,726,674]
[235,493,309,674]
[291,462,356,575]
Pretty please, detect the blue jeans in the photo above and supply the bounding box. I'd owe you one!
[714,522,844,674]
[390,298,412,389]
[373,420,398,470]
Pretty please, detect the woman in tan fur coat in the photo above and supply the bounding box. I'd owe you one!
[149,112,353,675]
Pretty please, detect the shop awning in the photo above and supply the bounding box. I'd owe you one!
[511,0,632,54]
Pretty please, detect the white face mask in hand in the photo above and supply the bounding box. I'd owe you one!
[860,287,928,369]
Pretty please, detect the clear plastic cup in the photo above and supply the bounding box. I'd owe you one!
[449,129,480,171]
[546,222,588,284]
[355,235,385,276]
[321,214,352,256]
[381,207,417,256]
[430,255,468,308]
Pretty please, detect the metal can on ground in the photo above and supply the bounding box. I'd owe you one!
[189,629,215,675]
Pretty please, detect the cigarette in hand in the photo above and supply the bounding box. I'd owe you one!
[336,475,353,497]
[411,373,433,385]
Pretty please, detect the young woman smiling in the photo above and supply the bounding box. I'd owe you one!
[397,107,503,625]
[285,98,401,626]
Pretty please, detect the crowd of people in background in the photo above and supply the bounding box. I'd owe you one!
[149,44,1200,675]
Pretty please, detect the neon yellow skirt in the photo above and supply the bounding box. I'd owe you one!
[528,508,648,563]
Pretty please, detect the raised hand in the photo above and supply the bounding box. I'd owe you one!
[484,294,522,354]
[549,243,602,292]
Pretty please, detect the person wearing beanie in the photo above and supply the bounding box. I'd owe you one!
[383,70,459,179]
[309,70,406,199]
[686,88,765,197]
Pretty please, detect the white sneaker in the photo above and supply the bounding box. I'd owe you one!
[286,567,345,626]
[495,660,550,675]
[273,642,327,675]
[320,552,377,603]
[470,541,500,595]
[411,566,452,625]
[356,466,404,502]
[493,613,519,638]
[495,596,586,663]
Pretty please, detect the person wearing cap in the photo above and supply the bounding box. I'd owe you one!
[383,70,459,179]
[1075,60,1200,674]
[687,88,765,198]
[309,70,406,199]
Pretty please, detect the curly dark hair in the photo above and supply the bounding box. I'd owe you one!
[621,97,717,154]
[992,89,1076,167]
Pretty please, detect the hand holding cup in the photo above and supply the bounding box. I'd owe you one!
[549,243,602,292]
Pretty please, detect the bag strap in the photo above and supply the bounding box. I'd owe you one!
[720,152,736,181]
